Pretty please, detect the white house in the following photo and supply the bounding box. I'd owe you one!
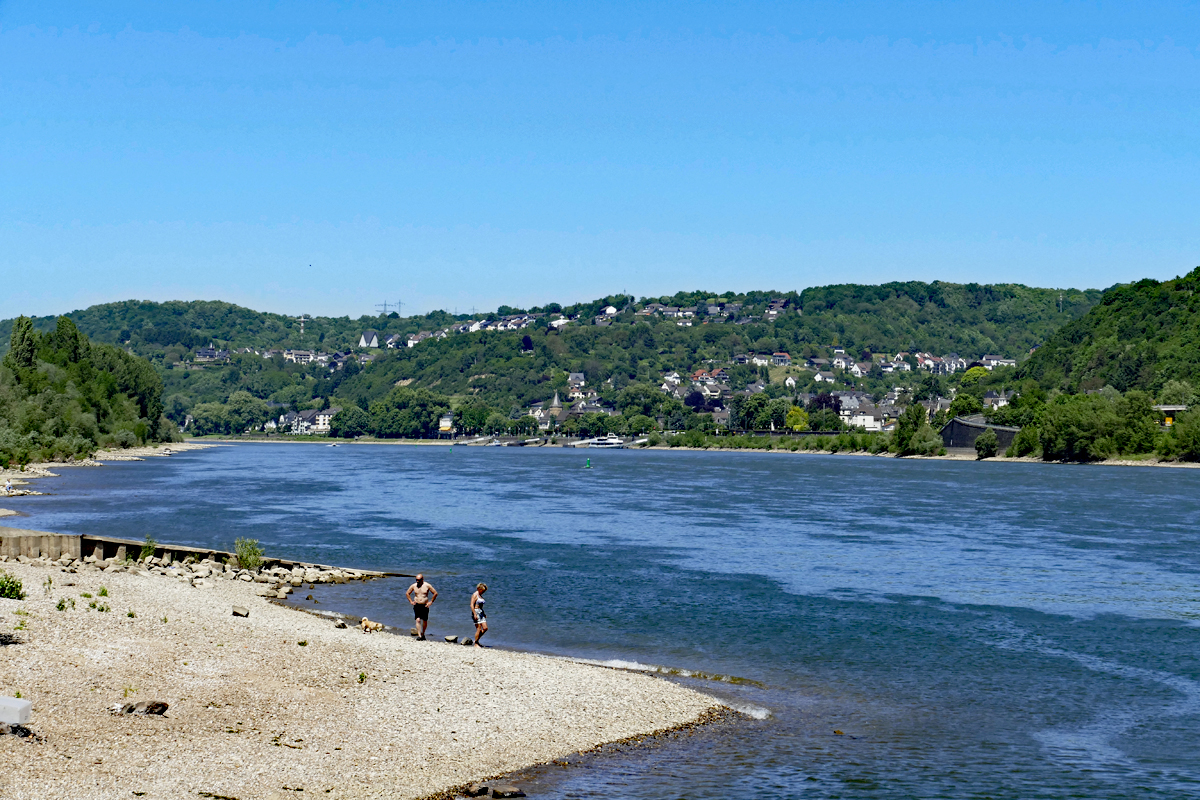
[814,371,836,383]
[283,350,314,365]
[847,407,884,432]
[602,305,618,316]
[359,330,380,349]
[313,407,342,434]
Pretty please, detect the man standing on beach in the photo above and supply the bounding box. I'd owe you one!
[406,574,438,640]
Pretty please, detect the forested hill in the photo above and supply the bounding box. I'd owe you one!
[793,281,1100,357]
[1020,266,1200,394]
[0,300,462,358]
[0,281,1100,364]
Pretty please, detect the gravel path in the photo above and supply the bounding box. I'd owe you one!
[0,560,719,799]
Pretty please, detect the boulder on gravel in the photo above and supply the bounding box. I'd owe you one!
[491,786,526,798]
[462,784,488,797]
[444,635,459,644]
[231,606,249,618]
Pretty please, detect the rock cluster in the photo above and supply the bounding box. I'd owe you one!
[0,552,373,600]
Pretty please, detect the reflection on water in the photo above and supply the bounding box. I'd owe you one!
[20,445,1200,799]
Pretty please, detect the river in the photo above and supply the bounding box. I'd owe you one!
[16,443,1200,799]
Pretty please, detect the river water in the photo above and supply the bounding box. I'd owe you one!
[15,444,1200,799]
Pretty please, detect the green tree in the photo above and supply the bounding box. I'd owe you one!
[625,414,656,434]
[974,428,999,459]
[1005,425,1040,457]
[369,387,450,438]
[4,315,37,372]
[785,406,809,431]
[225,390,271,433]
[948,393,983,418]
[616,383,666,417]
[189,402,230,435]
[330,406,372,438]
[456,401,492,435]
[907,423,943,455]
[891,404,927,454]
[1038,394,1119,461]
[1159,379,1197,406]
[483,412,510,435]
[959,366,989,387]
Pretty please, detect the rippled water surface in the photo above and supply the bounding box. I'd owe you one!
[18,444,1200,799]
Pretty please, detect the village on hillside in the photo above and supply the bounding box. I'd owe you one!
[168,297,1030,440]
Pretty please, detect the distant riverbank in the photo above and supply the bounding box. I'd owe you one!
[192,435,1200,470]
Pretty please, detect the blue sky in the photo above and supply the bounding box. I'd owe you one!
[2,1,1198,319]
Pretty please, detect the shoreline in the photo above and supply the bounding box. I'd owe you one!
[0,553,723,799]
[0,441,223,515]
[193,436,1200,469]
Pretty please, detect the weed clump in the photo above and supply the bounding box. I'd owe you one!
[235,538,264,571]
[0,570,25,600]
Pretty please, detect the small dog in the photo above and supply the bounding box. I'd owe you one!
[359,617,384,633]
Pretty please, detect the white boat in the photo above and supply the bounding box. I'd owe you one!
[585,433,625,449]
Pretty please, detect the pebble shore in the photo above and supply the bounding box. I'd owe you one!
[0,555,720,799]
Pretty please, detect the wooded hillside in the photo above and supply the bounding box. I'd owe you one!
[0,316,174,466]
[1020,267,1200,393]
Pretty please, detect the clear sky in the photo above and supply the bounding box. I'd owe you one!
[2,1,1198,319]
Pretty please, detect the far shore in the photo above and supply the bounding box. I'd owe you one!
[193,435,1200,470]
[0,552,720,799]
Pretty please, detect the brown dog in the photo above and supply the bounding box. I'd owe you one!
[359,617,384,632]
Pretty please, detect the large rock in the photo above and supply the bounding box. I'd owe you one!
[231,606,249,618]
[462,784,488,797]
[490,786,526,798]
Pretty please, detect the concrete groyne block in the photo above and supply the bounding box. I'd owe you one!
[0,696,32,725]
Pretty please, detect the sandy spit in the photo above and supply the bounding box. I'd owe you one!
[0,560,719,800]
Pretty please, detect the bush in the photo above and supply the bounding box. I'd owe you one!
[140,534,157,560]
[235,538,264,571]
[974,428,999,459]
[0,570,26,600]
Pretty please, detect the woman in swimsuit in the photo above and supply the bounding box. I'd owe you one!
[470,583,488,648]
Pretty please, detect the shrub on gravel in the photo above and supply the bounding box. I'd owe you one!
[235,538,264,571]
[0,570,25,600]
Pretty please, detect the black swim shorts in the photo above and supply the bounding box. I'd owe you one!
[413,603,430,621]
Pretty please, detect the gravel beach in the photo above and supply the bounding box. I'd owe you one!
[0,558,720,799]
